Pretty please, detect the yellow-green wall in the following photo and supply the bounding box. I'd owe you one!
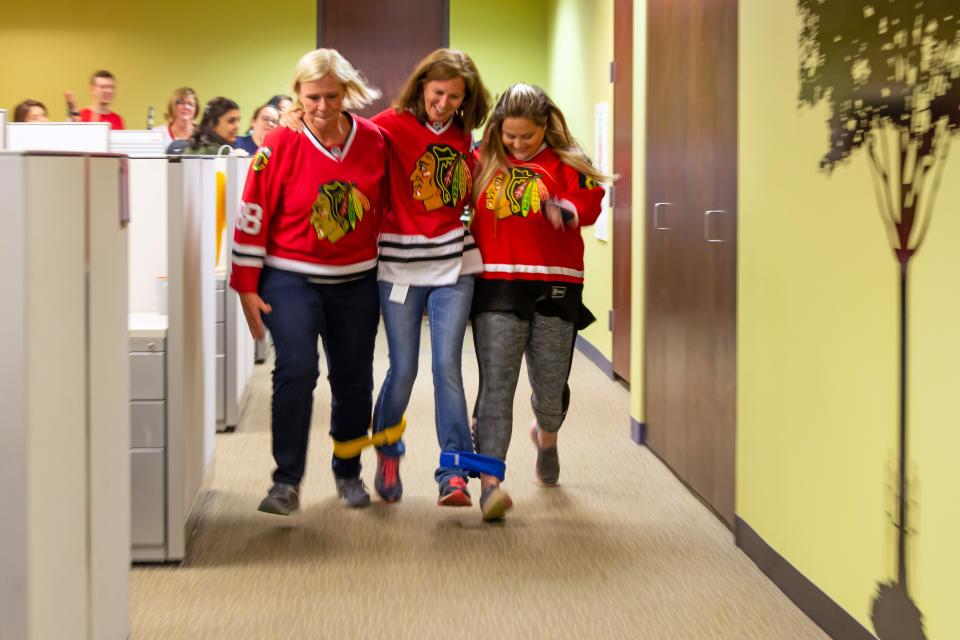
[449,0,551,110]
[0,1,315,127]
[546,0,615,360]
[739,1,960,637]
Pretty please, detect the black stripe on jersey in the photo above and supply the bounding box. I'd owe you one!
[378,236,465,250]
[304,266,377,282]
[233,248,266,259]
[377,251,467,264]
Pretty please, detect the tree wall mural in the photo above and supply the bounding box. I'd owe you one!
[797,1,960,638]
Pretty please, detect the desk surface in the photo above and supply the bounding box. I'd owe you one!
[129,312,168,338]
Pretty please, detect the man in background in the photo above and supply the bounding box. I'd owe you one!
[65,70,125,129]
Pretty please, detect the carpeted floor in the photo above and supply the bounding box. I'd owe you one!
[130,323,828,639]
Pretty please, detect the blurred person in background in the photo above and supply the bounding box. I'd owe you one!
[155,87,198,148]
[64,70,125,129]
[13,99,49,122]
[168,97,242,155]
[234,104,280,154]
[268,94,293,118]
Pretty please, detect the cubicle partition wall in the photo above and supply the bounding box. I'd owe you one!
[0,152,130,640]
[224,156,256,429]
[127,156,218,562]
[169,157,217,558]
[0,109,6,148]
[5,122,111,152]
[110,129,167,156]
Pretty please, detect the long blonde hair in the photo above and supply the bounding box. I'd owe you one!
[292,48,381,111]
[475,83,611,200]
[393,48,491,132]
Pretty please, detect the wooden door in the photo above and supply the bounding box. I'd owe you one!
[612,0,633,382]
[317,0,449,118]
[645,0,692,471]
[645,0,738,526]
[683,0,738,525]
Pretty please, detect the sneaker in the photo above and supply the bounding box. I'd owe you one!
[479,485,513,521]
[437,476,472,507]
[531,423,560,486]
[375,452,403,503]
[257,482,300,516]
[335,476,371,508]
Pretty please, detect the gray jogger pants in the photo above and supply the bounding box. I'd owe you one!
[473,311,576,462]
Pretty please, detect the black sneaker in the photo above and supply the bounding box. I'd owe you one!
[335,476,371,508]
[374,452,403,503]
[257,482,300,516]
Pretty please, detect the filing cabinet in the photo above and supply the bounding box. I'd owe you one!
[129,331,167,562]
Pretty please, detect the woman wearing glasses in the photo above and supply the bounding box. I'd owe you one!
[155,87,198,148]
[234,104,280,154]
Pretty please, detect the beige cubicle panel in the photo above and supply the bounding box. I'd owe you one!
[126,156,227,563]
[224,155,256,429]
[87,155,131,640]
[0,152,129,640]
[165,157,217,560]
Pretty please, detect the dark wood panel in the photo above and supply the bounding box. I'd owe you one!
[612,0,633,383]
[318,0,449,118]
[645,0,692,464]
[686,0,737,526]
[645,0,737,526]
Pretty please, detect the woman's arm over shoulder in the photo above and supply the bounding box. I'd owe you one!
[369,106,403,139]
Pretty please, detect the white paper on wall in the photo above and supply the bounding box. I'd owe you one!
[594,102,610,242]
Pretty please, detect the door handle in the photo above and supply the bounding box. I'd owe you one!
[654,202,674,230]
[705,209,727,243]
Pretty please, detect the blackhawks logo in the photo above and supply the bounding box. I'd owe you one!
[252,147,271,172]
[409,144,472,211]
[484,167,549,219]
[310,181,370,244]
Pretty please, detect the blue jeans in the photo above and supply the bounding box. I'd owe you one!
[259,267,379,484]
[373,276,474,485]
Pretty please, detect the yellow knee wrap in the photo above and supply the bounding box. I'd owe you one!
[332,417,407,459]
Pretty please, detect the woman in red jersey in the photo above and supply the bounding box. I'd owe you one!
[470,83,609,521]
[231,49,388,514]
[367,50,491,508]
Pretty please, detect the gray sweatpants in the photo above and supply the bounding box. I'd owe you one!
[473,311,576,462]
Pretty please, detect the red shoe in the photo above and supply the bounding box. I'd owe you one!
[374,452,403,503]
[437,476,472,507]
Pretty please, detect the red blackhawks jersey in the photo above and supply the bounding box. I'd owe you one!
[471,145,604,284]
[371,108,481,286]
[229,116,386,293]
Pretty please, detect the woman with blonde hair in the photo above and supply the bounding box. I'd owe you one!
[155,87,198,148]
[368,49,491,507]
[231,48,388,513]
[469,83,609,521]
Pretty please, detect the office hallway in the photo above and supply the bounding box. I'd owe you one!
[130,324,828,639]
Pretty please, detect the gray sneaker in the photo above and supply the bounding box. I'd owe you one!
[335,476,371,508]
[258,482,300,515]
[531,423,560,486]
[479,485,513,521]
